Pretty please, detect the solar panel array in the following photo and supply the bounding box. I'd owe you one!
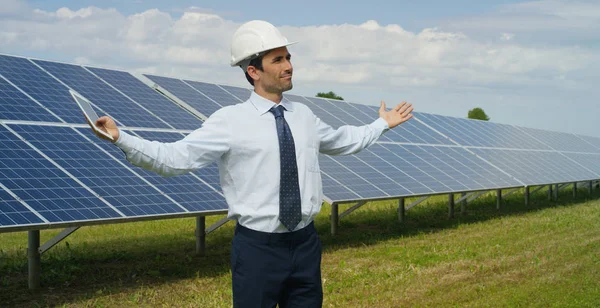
[1,53,598,232]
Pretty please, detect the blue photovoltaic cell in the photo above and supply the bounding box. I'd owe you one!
[219,84,252,102]
[0,55,84,123]
[320,172,361,202]
[305,97,373,127]
[144,74,223,117]
[328,154,410,197]
[88,68,203,130]
[185,80,243,107]
[0,189,44,227]
[367,144,450,193]
[417,112,551,150]
[32,59,170,129]
[127,130,227,212]
[517,126,599,153]
[354,147,432,195]
[319,155,389,199]
[471,149,598,185]
[386,144,470,191]
[0,76,59,122]
[576,135,600,153]
[11,125,185,217]
[0,125,121,223]
[285,94,346,129]
[431,146,521,188]
[564,153,600,177]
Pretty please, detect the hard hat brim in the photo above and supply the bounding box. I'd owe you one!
[230,41,298,67]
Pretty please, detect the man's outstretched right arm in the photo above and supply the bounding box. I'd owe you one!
[94,110,230,177]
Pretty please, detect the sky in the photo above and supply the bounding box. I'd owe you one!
[1,0,599,137]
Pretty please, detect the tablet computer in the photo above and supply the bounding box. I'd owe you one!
[69,89,114,141]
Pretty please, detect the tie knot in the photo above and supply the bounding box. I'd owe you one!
[269,105,286,118]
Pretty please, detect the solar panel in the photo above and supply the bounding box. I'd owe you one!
[319,155,389,199]
[305,97,372,127]
[563,153,600,177]
[0,75,59,122]
[0,189,45,228]
[32,59,171,129]
[366,144,452,193]
[87,67,203,130]
[185,79,243,107]
[517,126,599,153]
[0,55,84,123]
[470,148,599,185]
[416,112,551,149]
[576,135,600,153]
[219,84,252,102]
[284,94,347,129]
[10,124,186,217]
[319,175,358,203]
[326,153,411,197]
[0,124,122,223]
[144,74,223,117]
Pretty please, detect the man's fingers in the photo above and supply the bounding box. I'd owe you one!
[397,103,412,114]
[393,102,406,112]
[401,106,414,117]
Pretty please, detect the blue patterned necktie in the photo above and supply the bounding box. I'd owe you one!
[269,105,302,231]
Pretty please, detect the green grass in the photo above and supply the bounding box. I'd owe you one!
[1,187,599,307]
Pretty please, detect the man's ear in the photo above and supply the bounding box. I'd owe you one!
[247,66,260,83]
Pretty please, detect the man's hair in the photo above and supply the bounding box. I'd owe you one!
[244,55,264,86]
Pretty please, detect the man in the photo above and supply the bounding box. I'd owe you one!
[92,20,413,307]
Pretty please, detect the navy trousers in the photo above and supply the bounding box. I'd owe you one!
[231,222,323,308]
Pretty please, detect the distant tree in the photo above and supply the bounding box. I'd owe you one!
[468,107,490,121]
[316,91,344,100]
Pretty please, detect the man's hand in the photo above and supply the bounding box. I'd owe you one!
[90,116,120,142]
[379,101,414,129]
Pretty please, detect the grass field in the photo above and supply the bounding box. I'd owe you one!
[1,187,599,307]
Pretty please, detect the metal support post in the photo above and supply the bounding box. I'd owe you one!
[331,203,339,236]
[496,189,502,210]
[398,198,405,223]
[548,185,552,201]
[589,181,594,194]
[28,230,41,290]
[573,182,577,198]
[195,216,206,256]
[524,186,530,206]
[460,192,467,216]
[554,184,559,200]
[448,194,454,219]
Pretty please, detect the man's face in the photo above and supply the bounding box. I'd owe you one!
[255,47,293,94]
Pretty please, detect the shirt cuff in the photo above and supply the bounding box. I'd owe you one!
[114,130,136,153]
[371,117,389,133]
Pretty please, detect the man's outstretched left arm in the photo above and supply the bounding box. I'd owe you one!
[318,101,413,156]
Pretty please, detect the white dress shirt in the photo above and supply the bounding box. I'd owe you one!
[115,91,388,233]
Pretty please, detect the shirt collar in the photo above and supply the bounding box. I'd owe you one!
[249,91,295,115]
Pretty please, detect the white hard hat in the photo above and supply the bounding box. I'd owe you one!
[230,20,297,69]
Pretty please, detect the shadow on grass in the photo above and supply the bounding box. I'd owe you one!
[1,186,598,307]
